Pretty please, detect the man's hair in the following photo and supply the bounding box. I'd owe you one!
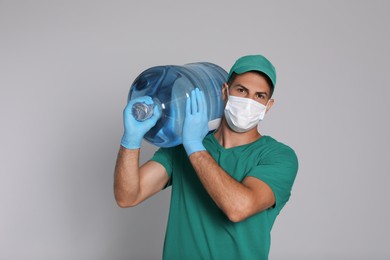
[227,71,275,98]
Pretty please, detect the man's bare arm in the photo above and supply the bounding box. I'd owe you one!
[189,150,275,222]
[114,146,169,208]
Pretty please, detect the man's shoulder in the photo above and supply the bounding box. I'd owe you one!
[152,144,187,161]
[262,135,293,148]
[260,136,298,160]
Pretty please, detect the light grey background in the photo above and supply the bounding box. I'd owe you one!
[1,0,389,259]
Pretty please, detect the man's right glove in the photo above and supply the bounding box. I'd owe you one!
[121,96,161,149]
[182,88,209,156]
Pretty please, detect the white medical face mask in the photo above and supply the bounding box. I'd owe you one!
[224,95,268,133]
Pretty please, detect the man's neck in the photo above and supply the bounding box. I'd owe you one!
[213,119,261,149]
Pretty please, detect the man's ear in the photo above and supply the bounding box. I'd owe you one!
[222,83,229,102]
[266,99,274,113]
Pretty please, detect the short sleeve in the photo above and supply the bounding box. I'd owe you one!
[247,144,298,211]
[150,147,175,187]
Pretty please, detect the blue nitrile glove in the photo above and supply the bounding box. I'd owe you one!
[121,96,161,149]
[182,88,209,156]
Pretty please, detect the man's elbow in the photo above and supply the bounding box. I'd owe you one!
[114,194,139,208]
[224,203,253,223]
[226,210,250,223]
[225,201,271,223]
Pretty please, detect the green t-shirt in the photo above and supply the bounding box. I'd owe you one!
[151,133,298,260]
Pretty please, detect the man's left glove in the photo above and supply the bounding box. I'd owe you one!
[182,88,209,156]
[121,96,161,149]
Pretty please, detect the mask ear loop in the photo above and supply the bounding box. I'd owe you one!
[264,98,272,111]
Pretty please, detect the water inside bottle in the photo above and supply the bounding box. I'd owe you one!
[128,62,227,147]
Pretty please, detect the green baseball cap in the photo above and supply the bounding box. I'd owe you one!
[227,54,276,88]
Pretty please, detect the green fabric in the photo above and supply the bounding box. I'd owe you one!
[227,54,277,88]
[151,133,298,260]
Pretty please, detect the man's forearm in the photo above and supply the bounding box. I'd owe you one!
[114,146,141,207]
[188,151,256,222]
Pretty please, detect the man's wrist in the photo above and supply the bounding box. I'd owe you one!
[183,141,206,156]
[121,134,142,150]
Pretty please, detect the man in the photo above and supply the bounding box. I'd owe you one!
[114,54,298,259]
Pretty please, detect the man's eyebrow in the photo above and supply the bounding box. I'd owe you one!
[235,84,248,90]
[256,91,269,97]
[235,84,269,97]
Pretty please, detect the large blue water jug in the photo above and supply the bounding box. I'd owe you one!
[127,62,227,147]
